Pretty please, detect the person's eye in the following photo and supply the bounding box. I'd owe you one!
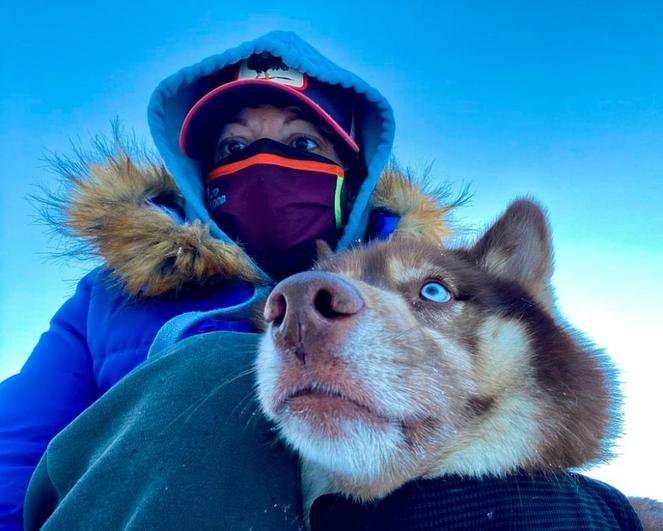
[419,281,452,304]
[289,135,319,152]
[216,138,248,159]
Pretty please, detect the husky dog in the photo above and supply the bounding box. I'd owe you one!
[255,199,661,529]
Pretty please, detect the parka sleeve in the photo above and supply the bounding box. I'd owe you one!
[0,271,98,531]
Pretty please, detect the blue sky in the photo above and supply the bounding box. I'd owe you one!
[1,1,662,499]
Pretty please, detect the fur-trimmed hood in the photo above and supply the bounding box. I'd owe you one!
[147,31,398,254]
[41,32,458,298]
[45,147,455,297]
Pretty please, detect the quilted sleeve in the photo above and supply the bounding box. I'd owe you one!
[0,272,98,531]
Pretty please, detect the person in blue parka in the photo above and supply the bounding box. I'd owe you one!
[0,31,454,529]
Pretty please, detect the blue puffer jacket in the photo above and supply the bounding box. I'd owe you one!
[0,31,451,530]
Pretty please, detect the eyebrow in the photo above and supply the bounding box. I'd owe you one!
[281,106,314,125]
[284,115,303,125]
[224,117,248,128]
[224,115,305,128]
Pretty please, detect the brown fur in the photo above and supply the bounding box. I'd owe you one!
[371,164,455,244]
[47,150,263,296]
[44,145,454,296]
[256,199,649,513]
[315,232,612,475]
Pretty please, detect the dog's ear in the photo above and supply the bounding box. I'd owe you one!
[471,199,554,311]
[315,240,334,261]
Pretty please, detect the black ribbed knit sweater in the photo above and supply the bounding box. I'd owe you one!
[310,472,642,530]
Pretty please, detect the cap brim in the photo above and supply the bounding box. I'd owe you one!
[179,80,359,160]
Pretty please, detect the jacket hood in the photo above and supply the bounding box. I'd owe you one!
[147,30,396,270]
[44,145,454,297]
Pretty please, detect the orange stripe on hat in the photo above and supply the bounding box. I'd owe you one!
[207,153,345,181]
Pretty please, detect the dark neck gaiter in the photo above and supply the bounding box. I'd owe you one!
[205,139,345,280]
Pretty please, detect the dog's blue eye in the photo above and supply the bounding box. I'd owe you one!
[420,282,451,303]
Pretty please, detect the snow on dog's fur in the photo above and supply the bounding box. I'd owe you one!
[255,199,660,527]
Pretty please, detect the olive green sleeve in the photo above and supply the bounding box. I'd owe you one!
[24,332,303,531]
[23,451,60,531]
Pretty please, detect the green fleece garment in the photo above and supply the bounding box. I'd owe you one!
[23,332,304,530]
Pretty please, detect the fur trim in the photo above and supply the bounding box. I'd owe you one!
[371,164,456,244]
[40,147,264,297]
[39,146,455,297]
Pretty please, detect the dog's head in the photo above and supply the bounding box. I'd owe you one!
[256,199,616,500]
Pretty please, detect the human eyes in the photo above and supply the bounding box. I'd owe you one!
[216,137,249,160]
[288,135,320,153]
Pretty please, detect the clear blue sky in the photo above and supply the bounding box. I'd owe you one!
[1,0,662,498]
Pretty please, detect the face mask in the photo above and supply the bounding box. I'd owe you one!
[205,139,345,280]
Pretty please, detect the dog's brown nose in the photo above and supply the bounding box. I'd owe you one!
[264,271,364,363]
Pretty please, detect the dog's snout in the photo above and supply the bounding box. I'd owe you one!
[264,271,364,324]
[264,271,364,363]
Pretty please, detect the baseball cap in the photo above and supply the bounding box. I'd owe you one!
[179,53,359,161]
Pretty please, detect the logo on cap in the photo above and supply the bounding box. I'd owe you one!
[237,54,307,90]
